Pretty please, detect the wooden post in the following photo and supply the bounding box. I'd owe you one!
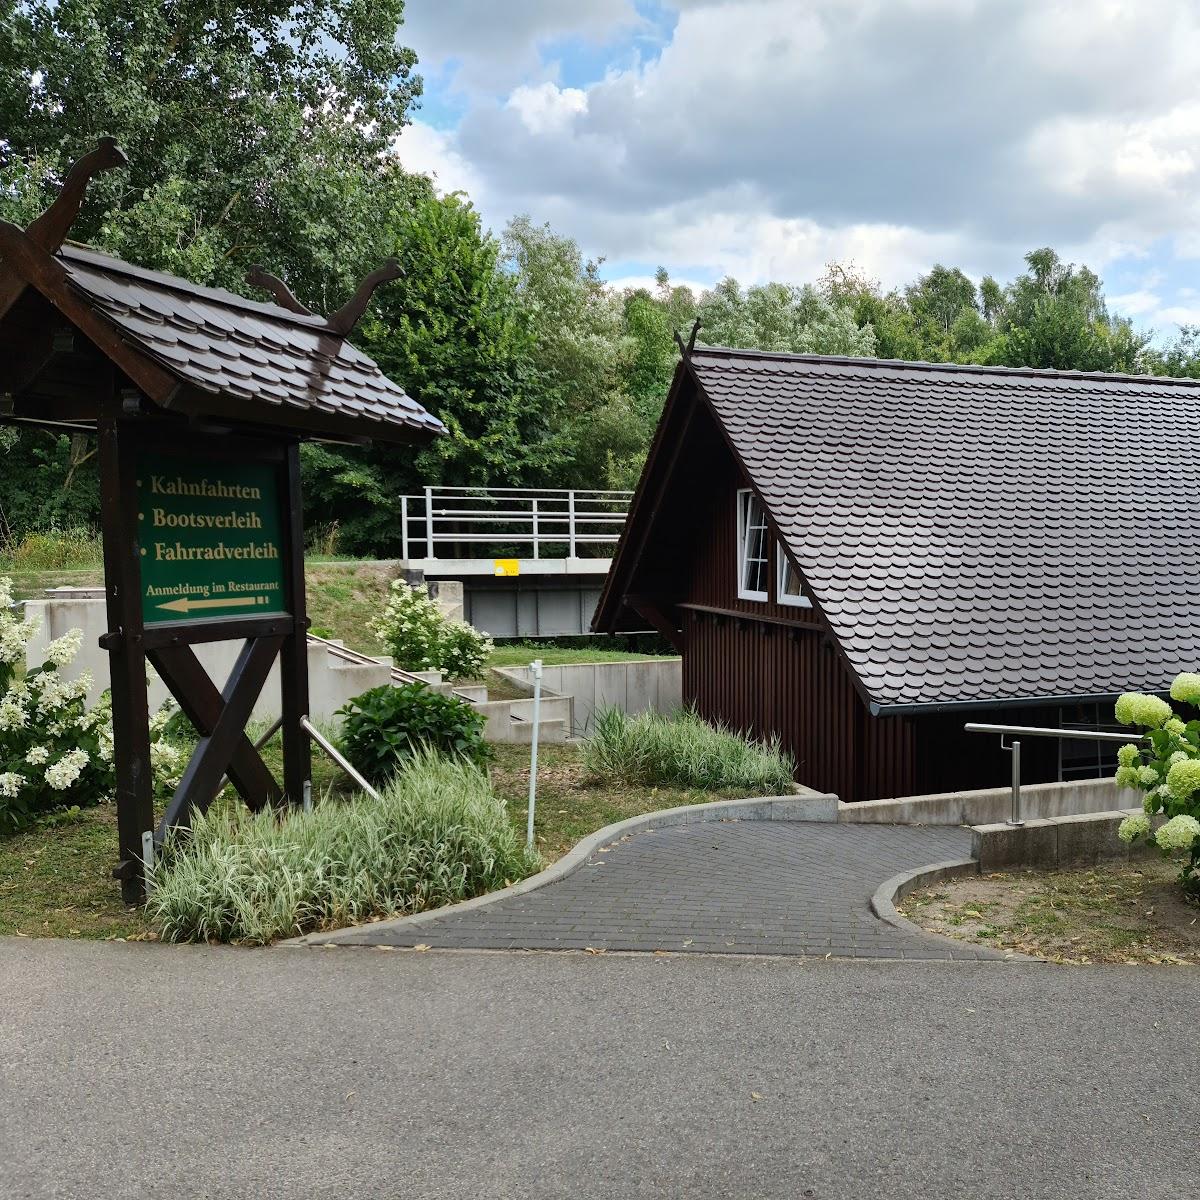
[98,414,154,903]
[279,442,310,805]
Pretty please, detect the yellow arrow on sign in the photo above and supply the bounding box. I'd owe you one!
[157,596,267,614]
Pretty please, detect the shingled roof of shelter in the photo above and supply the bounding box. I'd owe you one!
[624,346,1200,712]
[53,242,445,443]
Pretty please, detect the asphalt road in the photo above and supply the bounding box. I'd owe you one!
[2,938,1195,1200]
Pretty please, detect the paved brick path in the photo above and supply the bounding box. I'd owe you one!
[333,821,1006,960]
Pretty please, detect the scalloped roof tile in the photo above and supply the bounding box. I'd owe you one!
[688,346,1200,711]
[55,243,445,443]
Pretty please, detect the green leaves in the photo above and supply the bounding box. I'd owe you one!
[338,683,491,788]
[0,0,420,306]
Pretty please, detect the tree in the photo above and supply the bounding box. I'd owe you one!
[305,190,562,555]
[991,248,1147,373]
[0,0,421,307]
[502,216,636,490]
[697,277,876,356]
[1143,326,1200,379]
[0,0,426,545]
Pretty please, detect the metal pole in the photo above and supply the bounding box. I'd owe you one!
[424,485,434,559]
[299,715,381,801]
[568,491,577,558]
[531,498,539,560]
[526,658,543,849]
[401,495,409,561]
[1008,739,1023,827]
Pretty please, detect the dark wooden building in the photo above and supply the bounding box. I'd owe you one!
[594,346,1200,801]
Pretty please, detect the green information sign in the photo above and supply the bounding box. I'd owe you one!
[136,451,288,624]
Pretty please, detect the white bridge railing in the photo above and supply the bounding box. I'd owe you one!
[399,486,633,562]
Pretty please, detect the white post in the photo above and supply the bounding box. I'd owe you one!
[526,658,543,850]
[568,490,577,559]
[141,830,155,894]
[531,497,540,560]
[424,486,434,560]
[401,496,410,561]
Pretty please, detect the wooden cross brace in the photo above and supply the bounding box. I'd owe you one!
[147,636,285,841]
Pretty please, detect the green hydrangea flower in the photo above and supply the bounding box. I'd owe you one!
[1114,765,1140,789]
[1166,758,1200,800]
[1155,814,1200,851]
[1118,813,1150,843]
[1117,744,1141,768]
[1165,717,1187,736]
[1143,791,1160,815]
[1169,672,1200,706]
[1114,692,1173,728]
[1136,765,1158,787]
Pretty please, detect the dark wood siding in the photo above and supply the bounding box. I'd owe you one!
[672,428,916,800]
[672,411,1068,801]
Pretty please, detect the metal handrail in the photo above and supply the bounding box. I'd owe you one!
[300,715,380,801]
[964,722,1144,828]
[399,486,632,561]
[964,722,1139,744]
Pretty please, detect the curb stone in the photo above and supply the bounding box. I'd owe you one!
[286,791,839,947]
[869,859,1038,962]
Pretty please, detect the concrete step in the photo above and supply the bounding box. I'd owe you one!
[505,717,568,744]
[507,695,572,723]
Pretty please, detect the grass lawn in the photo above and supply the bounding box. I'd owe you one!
[488,741,740,862]
[488,644,676,667]
[0,742,723,940]
[900,860,1200,965]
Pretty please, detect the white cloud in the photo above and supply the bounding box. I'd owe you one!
[506,83,588,136]
[391,122,482,199]
[402,0,642,91]
[407,0,1200,294]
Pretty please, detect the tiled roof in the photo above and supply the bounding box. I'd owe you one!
[56,243,444,442]
[690,347,1200,711]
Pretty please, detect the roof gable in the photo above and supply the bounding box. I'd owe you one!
[604,347,1200,711]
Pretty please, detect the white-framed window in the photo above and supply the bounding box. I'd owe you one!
[777,546,812,608]
[736,488,769,600]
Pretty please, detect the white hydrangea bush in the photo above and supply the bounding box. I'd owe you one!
[1112,673,1200,895]
[0,578,182,833]
[373,580,493,681]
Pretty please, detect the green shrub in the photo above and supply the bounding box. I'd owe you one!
[1113,675,1200,896]
[0,577,181,832]
[373,579,493,681]
[583,707,795,794]
[148,749,540,944]
[0,526,101,570]
[338,682,490,786]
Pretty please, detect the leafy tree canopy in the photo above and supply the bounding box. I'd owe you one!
[0,0,421,307]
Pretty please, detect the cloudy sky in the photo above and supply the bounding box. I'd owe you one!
[395,0,1200,332]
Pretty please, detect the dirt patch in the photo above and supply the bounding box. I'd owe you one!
[901,859,1200,965]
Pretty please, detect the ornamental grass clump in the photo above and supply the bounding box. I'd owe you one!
[148,749,540,944]
[1113,675,1200,896]
[583,706,795,794]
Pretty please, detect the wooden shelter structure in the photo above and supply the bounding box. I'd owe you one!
[595,340,1200,802]
[0,141,443,899]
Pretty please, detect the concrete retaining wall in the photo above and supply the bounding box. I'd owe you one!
[971,809,1159,871]
[25,592,391,724]
[494,658,682,735]
[839,776,1139,827]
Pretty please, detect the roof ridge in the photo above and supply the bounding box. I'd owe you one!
[58,241,327,330]
[689,344,1200,388]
